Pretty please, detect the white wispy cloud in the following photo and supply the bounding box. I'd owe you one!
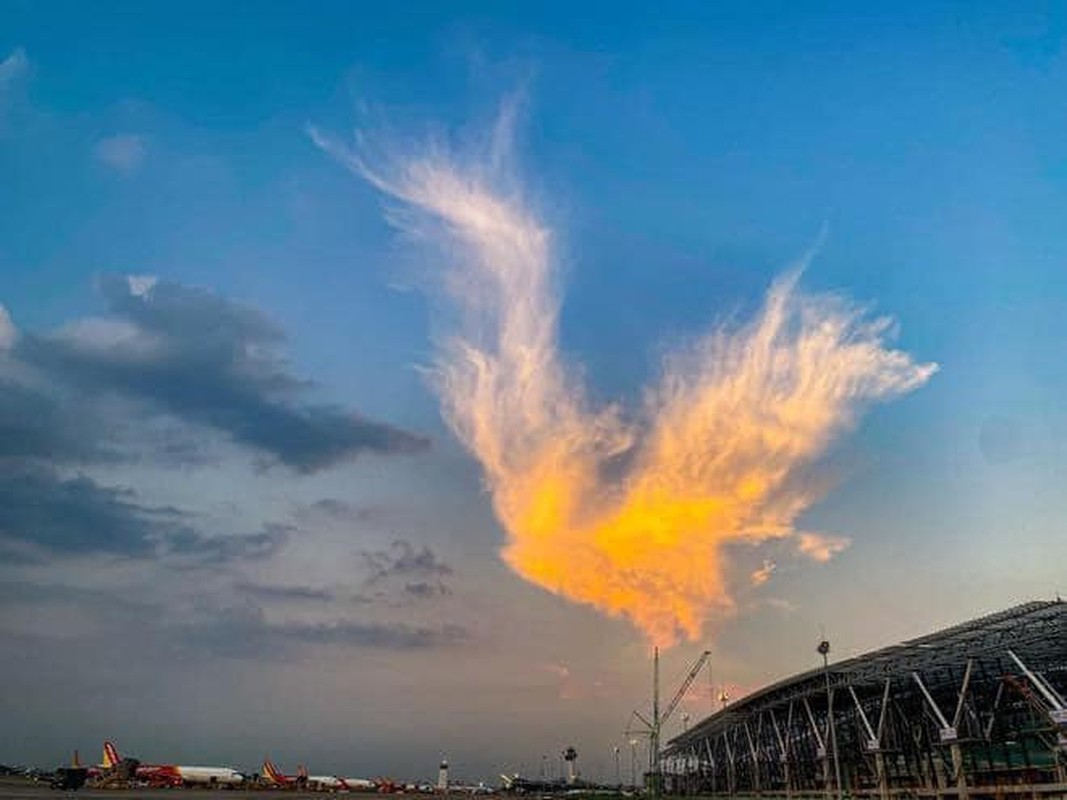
[0,48,27,87]
[94,134,147,173]
[0,304,16,350]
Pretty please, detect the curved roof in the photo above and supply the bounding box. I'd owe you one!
[667,599,1067,753]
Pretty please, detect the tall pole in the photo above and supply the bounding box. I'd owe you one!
[651,646,660,798]
[819,639,843,800]
[614,746,621,787]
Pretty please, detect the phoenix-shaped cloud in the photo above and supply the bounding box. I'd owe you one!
[313,112,937,647]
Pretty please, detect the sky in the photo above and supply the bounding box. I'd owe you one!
[2,0,1067,784]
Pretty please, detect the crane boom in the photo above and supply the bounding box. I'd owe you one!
[662,650,711,726]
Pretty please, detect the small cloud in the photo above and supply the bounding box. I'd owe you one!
[126,274,158,298]
[796,532,850,563]
[0,48,27,87]
[0,304,16,349]
[94,134,147,173]
[543,663,570,680]
[362,539,453,584]
[164,523,289,563]
[303,498,384,524]
[403,580,451,599]
[764,597,797,614]
[233,581,335,602]
[750,559,776,586]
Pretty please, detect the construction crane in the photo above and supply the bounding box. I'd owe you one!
[663,649,712,728]
[626,648,711,799]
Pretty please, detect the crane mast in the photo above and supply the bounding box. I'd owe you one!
[628,648,711,800]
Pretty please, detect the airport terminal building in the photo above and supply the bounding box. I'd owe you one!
[663,600,1067,799]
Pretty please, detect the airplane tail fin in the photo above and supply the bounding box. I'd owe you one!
[298,764,308,780]
[103,741,121,770]
[262,759,284,784]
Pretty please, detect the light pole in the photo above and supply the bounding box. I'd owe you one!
[614,746,621,787]
[819,639,843,800]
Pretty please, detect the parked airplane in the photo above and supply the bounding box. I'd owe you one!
[306,773,378,792]
[261,759,307,787]
[103,741,244,787]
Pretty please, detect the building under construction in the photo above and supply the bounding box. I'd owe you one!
[663,600,1067,798]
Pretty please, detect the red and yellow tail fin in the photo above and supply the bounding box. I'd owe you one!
[262,759,284,784]
[103,741,121,770]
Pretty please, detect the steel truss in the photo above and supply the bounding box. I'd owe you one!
[663,601,1067,798]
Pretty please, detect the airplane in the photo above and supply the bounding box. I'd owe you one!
[261,759,308,787]
[306,773,379,792]
[103,740,244,787]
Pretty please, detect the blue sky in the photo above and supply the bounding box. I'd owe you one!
[1,1,1066,782]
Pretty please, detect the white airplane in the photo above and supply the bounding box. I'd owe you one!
[307,773,379,792]
[103,741,244,787]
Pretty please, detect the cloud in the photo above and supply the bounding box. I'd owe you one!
[403,580,451,598]
[180,604,468,657]
[0,461,290,563]
[303,497,380,522]
[316,108,937,647]
[0,48,27,87]
[0,378,114,463]
[233,581,336,603]
[795,532,851,563]
[94,134,146,173]
[0,304,15,349]
[362,539,453,584]
[0,463,173,557]
[750,559,776,586]
[17,274,428,471]
[164,523,290,562]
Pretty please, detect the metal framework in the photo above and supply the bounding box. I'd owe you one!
[663,600,1067,798]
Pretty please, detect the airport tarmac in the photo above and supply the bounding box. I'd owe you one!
[0,783,453,800]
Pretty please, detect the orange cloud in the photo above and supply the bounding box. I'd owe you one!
[314,113,937,647]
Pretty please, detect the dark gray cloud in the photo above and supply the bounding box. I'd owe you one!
[164,523,290,563]
[180,603,467,658]
[403,581,452,599]
[0,462,289,562]
[362,539,453,584]
[17,274,428,472]
[0,379,113,463]
[233,581,335,602]
[0,463,170,557]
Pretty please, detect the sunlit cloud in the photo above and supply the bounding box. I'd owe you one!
[750,559,777,587]
[796,531,852,563]
[314,108,937,647]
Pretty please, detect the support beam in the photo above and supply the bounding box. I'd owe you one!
[1008,649,1067,719]
[912,671,955,739]
[770,708,791,799]
[744,722,761,795]
[803,697,827,756]
[850,686,880,751]
[876,678,892,744]
[952,659,975,730]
